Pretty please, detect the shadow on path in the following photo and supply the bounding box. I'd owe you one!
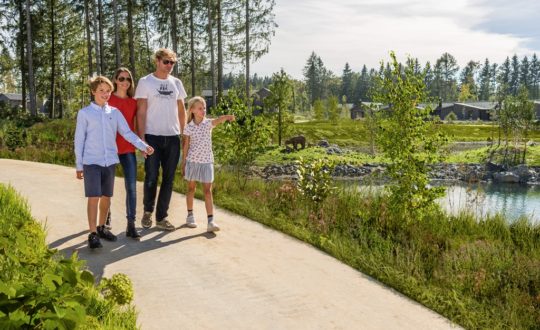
[51,227,216,281]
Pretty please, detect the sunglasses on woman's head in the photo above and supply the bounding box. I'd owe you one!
[117,76,132,82]
[162,59,176,65]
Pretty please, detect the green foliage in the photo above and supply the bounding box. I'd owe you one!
[265,69,294,145]
[444,111,458,122]
[295,157,336,213]
[100,274,134,306]
[212,90,272,183]
[0,184,138,329]
[458,83,477,102]
[498,86,536,165]
[255,145,379,166]
[3,122,27,151]
[326,96,340,123]
[313,99,325,120]
[372,52,448,222]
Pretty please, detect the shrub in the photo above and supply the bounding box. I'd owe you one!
[445,111,458,122]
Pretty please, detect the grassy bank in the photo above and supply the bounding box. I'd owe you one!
[292,119,540,147]
[0,184,138,328]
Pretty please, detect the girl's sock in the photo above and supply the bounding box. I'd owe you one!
[207,215,213,223]
[187,210,193,217]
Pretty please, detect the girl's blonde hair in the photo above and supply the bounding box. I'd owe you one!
[186,96,206,124]
[112,67,135,97]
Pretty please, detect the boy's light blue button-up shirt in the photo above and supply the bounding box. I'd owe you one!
[74,102,148,171]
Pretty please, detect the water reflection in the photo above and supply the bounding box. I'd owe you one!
[440,182,540,224]
[349,181,540,224]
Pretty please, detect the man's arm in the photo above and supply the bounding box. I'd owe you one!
[137,98,148,139]
[178,99,186,134]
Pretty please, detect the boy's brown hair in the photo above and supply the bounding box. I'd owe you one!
[89,75,113,92]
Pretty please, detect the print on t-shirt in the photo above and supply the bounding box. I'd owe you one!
[156,83,174,98]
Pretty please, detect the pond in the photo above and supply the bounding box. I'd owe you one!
[351,181,540,224]
[439,182,540,224]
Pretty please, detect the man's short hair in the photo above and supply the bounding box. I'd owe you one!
[153,48,177,62]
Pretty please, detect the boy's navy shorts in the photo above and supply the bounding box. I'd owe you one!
[83,164,116,197]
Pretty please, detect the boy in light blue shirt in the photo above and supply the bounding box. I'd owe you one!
[74,76,154,249]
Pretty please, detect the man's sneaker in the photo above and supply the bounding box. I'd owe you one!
[88,232,102,249]
[207,221,220,232]
[156,219,176,231]
[186,214,197,228]
[97,225,118,241]
[105,210,112,229]
[141,212,153,229]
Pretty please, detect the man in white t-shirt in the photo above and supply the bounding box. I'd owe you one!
[135,48,187,231]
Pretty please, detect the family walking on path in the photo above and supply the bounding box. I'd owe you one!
[74,48,234,249]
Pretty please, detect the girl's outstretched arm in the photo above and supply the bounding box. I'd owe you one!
[212,114,235,127]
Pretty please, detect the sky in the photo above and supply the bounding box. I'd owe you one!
[250,0,540,79]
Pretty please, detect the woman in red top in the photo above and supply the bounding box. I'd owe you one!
[109,67,141,240]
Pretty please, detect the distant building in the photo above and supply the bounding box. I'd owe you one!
[252,87,273,115]
[534,101,540,119]
[350,102,386,119]
[453,102,495,120]
[0,93,23,108]
[201,89,228,113]
[431,101,496,121]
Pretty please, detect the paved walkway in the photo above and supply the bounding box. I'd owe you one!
[0,159,460,329]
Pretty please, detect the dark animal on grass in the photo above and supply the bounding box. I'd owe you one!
[284,135,306,151]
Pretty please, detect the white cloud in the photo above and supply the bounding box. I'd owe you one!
[251,0,539,79]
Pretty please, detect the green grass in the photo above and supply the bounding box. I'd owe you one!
[290,119,540,147]
[0,184,139,329]
[255,145,382,166]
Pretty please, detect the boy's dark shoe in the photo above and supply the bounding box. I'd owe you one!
[97,225,117,241]
[126,222,141,240]
[105,210,112,229]
[88,232,103,249]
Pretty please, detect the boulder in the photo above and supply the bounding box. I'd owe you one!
[493,172,520,183]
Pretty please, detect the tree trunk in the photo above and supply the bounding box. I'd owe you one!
[245,0,250,103]
[127,0,136,79]
[189,0,195,96]
[208,0,216,108]
[25,0,37,116]
[98,0,105,74]
[49,0,56,119]
[113,0,121,69]
[143,2,152,71]
[18,0,26,112]
[278,106,282,145]
[91,0,100,74]
[84,0,93,78]
[170,0,178,76]
[216,0,223,101]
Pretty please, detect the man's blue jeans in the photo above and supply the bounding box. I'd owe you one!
[143,134,181,221]
[119,152,137,223]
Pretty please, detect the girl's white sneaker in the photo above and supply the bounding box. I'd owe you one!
[207,221,220,232]
[186,214,197,228]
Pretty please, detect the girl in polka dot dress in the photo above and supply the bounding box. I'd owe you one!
[181,96,235,232]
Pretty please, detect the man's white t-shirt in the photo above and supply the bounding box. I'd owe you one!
[135,74,187,136]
